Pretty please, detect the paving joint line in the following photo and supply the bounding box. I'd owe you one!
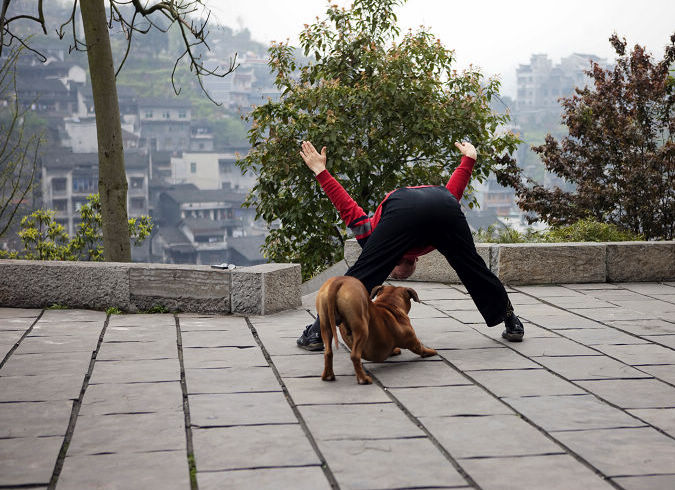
[361,359,481,489]
[245,317,340,490]
[46,312,109,490]
[508,286,675,386]
[0,309,44,369]
[417,301,624,487]
[174,315,199,490]
[454,289,675,443]
[432,351,623,489]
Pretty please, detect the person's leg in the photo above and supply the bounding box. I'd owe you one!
[429,198,524,340]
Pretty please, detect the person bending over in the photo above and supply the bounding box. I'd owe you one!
[297,140,524,350]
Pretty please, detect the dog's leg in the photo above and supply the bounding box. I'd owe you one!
[390,347,402,357]
[402,335,437,358]
[320,318,336,382]
[349,327,372,385]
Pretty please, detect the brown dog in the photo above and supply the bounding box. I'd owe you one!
[315,276,437,384]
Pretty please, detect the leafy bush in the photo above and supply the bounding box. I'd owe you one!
[542,219,643,243]
[473,219,643,244]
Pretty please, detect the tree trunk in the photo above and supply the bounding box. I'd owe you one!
[80,0,131,262]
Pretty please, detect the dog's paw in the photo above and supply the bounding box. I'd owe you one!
[357,375,373,385]
[421,347,437,358]
[321,373,336,381]
[390,347,402,356]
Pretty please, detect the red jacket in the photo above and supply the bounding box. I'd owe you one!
[316,155,476,260]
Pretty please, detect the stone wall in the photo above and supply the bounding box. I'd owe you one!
[344,239,675,285]
[0,260,301,315]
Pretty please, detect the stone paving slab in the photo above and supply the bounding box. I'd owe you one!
[534,355,653,380]
[58,450,190,490]
[0,400,73,438]
[193,424,320,471]
[460,454,613,490]
[189,391,297,427]
[67,411,187,456]
[1,282,675,489]
[553,427,675,476]
[389,385,515,417]
[420,414,563,458]
[320,437,468,489]
[198,467,331,490]
[298,403,425,441]
[0,435,63,486]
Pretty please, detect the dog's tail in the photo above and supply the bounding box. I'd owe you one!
[317,278,340,350]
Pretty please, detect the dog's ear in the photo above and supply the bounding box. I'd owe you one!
[370,285,385,299]
[406,288,420,303]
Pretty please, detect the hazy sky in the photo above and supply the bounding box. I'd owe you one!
[208,0,674,97]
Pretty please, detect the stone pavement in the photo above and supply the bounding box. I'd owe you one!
[1,281,675,489]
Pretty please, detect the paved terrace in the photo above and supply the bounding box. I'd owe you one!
[1,281,675,489]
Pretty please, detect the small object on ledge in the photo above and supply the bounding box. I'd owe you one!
[210,263,236,270]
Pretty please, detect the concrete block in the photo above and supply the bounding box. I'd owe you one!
[129,263,230,313]
[230,263,301,315]
[606,241,675,282]
[344,239,490,283]
[494,243,606,285]
[0,259,129,310]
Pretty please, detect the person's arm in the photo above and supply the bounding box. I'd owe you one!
[446,141,477,200]
[300,141,371,239]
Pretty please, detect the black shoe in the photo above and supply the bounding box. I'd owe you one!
[297,323,324,351]
[502,312,524,342]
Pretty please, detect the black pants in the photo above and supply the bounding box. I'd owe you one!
[310,186,510,331]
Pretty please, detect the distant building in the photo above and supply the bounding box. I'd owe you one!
[137,97,191,152]
[170,149,255,191]
[516,53,608,124]
[41,150,150,237]
[151,184,261,265]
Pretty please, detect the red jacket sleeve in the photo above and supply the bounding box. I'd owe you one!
[315,170,369,229]
[445,156,476,200]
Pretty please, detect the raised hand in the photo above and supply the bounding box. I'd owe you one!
[454,141,477,160]
[300,141,327,176]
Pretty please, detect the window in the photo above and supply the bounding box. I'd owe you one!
[53,199,67,211]
[130,177,144,189]
[52,178,67,192]
[72,175,97,193]
[163,112,170,119]
[145,110,153,118]
[131,198,145,210]
[178,110,186,118]
[190,162,197,173]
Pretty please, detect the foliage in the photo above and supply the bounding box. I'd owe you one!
[47,303,69,310]
[502,33,675,240]
[473,225,541,244]
[237,0,520,279]
[542,218,643,243]
[144,305,170,314]
[0,46,41,239]
[105,306,122,315]
[473,219,643,244]
[0,194,153,260]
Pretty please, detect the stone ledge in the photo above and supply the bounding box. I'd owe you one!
[0,260,302,314]
[343,239,675,285]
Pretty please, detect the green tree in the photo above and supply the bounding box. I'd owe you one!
[237,0,520,279]
[502,34,675,240]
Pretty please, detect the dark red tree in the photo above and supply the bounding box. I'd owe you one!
[503,33,674,240]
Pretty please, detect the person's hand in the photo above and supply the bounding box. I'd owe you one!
[300,141,327,176]
[454,141,477,160]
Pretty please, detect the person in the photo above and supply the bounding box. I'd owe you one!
[296,140,524,350]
